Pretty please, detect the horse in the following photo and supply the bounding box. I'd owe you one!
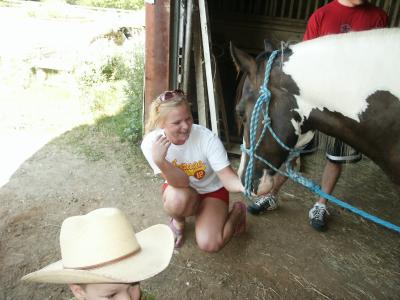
[230,28,400,196]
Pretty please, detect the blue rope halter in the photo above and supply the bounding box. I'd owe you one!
[242,50,400,234]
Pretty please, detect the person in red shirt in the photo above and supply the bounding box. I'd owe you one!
[247,0,388,232]
[304,0,388,231]
[304,0,388,40]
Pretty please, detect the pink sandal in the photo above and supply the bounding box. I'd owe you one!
[233,201,247,235]
[169,218,185,248]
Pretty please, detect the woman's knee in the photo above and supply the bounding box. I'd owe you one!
[163,189,198,216]
[196,232,223,253]
[163,199,187,216]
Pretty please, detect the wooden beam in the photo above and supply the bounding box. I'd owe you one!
[144,0,171,124]
[198,0,219,135]
[215,65,231,148]
[288,0,295,19]
[390,0,400,27]
[182,0,193,93]
[193,14,208,127]
[296,0,303,19]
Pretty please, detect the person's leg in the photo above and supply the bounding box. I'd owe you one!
[270,172,289,195]
[317,160,342,204]
[163,185,199,244]
[309,134,361,231]
[309,160,341,231]
[195,198,245,253]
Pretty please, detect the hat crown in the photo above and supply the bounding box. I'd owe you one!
[60,208,140,269]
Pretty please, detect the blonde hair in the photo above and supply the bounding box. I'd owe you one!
[145,91,191,134]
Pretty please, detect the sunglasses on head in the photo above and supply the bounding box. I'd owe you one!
[159,89,184,102]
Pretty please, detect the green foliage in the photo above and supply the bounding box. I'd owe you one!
[66,0,144,10]
[78,143,106,161]
[101,55,131,81]
[121,46,144,143]
[75,34,144,144]
[93,64,144,144]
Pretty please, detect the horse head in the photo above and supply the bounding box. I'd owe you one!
[230,42,314,195]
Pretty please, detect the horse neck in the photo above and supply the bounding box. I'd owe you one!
[306,109,369,151]
[306,108,399,184]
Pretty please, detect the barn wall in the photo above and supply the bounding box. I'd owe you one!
[209,0,399,26]
[209,0,399,53]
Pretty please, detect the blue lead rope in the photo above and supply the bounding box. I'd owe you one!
[244,50,279,199]
[243,50,400,234]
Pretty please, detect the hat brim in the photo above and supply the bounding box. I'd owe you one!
[21,224,174,284]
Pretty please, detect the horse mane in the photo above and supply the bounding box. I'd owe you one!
[233,50,271,135]
[234,46,293,136]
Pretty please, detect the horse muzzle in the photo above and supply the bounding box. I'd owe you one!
[254,169,274,195]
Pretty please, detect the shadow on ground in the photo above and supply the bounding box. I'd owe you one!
[0,109,399,299]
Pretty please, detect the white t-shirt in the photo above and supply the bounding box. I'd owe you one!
[141,124,230,194]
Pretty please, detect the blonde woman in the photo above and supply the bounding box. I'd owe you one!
[141,90,246,251]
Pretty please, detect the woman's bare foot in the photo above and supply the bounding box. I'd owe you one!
[169,218,185,248]
[232,202,247,235]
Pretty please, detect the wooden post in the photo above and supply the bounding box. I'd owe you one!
[182,0,194,94]
[193,12,208,127]
[177,0,186,87]
[215,66,231,148]
[198,0,219,135]
[144,0,171,123]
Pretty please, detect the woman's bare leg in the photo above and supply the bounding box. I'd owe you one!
[163,185,199,228]
[195,198,245,253]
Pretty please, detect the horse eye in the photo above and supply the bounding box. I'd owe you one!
[236,105,245,118]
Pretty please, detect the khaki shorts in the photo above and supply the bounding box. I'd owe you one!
[326,138,362,163]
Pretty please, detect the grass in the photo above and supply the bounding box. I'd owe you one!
[67,28,145,156]
[68,0,144,10]
[1,47,144,164]
[77,142,106,161]
[56,57,144,162]
[0,1,145,177]
[0,0,145,15]
[57,75,144,163]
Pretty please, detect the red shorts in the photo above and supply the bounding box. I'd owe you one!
[162,183,229,205]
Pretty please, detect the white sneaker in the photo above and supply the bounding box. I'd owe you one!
[247,194,278,215]
[309,203,329,231]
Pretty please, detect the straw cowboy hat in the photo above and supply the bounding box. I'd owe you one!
[21,208,174,284]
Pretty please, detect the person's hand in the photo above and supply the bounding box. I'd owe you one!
[152,134,171,166]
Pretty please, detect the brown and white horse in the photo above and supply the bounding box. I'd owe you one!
[231,28,400,195]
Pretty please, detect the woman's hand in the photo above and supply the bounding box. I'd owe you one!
[151,134,190,187]
[152,134,171,167]
[216,166,245,193]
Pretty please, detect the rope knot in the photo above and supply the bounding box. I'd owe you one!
[260,86,270,96]
[262,118,271,126]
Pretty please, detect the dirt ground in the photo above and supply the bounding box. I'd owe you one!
[1,90,400,300]
[1,3,400,300]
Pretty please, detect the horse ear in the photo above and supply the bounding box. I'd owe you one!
[264,40,273,53]
[230,42,257,83]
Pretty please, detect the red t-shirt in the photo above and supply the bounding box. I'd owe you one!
[303,0,388,41]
